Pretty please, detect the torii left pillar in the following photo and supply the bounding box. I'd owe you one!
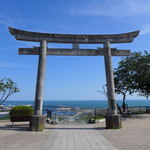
[29,40,47,131]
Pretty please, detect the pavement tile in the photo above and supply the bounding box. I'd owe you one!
[1,114,150,150]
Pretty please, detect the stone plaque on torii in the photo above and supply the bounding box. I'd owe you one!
[9,27,139,131]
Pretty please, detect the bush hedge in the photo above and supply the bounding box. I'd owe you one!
[10,106,33,117]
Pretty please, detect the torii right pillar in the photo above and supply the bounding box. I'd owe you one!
[104,42,122,129]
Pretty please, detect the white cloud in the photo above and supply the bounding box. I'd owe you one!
[0,14,21,27]
[69,0,150,18]
[140,25,150,35]
[0,62,32,68]
[0,20,8,26]
[0,15,13,26]
[0,2,23,27]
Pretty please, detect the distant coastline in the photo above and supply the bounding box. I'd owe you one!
[5,99,149,101]
[3,100,150,109]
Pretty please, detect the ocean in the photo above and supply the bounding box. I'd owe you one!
[3,100,150,109]
[1,100,149,116]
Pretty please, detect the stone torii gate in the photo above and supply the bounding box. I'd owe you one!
[9,27,139,131]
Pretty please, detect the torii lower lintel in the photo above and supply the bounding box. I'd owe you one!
[19,48,130,56]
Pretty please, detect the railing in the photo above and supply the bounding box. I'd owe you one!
[0,106,150,121]
[128,106,150,114]
[0,111,10,120]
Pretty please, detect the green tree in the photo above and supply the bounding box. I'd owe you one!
[114,51,150,112]
[0,78,20,105]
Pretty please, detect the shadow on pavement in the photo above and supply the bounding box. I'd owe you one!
[0,124,29,131]
[127,114,149,119]
[45,127,106,130]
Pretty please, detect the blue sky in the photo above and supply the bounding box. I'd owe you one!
[0,0,150,101]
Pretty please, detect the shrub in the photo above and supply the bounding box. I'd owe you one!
[10,106,33,117]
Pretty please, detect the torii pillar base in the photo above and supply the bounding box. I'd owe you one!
[29,115,45,131]
[106,114,122,129]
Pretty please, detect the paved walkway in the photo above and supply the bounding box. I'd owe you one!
[99,114,150,150]
[44,123,117,150]
[0,114,150,150]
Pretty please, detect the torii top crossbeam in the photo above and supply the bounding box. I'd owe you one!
[9,27,139,44]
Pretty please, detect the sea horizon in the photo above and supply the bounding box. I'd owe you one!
[3,99,150,109]
[5,99,149,101]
